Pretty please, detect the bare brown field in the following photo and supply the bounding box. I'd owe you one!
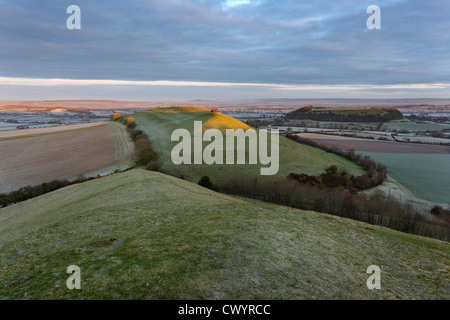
[296,133,450,154]
[0,122,134,193]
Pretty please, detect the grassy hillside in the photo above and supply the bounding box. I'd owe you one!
[129,107,364,182]
[0,169,448,299]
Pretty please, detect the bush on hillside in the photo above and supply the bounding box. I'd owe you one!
[199,176,213,189]
[146,161,162,172]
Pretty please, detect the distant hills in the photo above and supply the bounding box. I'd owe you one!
[1,99,449,111]
[286,106,404,122]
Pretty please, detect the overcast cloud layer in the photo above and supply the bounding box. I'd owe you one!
[0,0,449,99]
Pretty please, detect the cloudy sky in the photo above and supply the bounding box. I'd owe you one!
[0,0,449,100]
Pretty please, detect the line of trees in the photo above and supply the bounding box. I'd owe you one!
[213,174,449,241]
[288,164,383,192]
[126,121,161,171]
[0,177,94,208]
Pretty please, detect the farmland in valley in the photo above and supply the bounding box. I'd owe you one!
[359,152,450,204]
[380,119,450,132]
[296,133,450,154]
[0,122,134,193]
[296,133,450,204]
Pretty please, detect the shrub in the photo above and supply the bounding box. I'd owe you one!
[326,164,338,174]
[199,176,213,189]
[146,161,161,172]
[113,112,122,120]
[126,123,160,169]
[431,206,444,216]
[0,196,6,208]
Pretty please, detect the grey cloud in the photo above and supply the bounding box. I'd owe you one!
[0,0,448,88]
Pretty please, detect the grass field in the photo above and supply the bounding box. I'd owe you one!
[130,107,364,182]
[0,122,134,193]
[359,152,450,204]
[381,120,450,132]
[282,119,381,131]
[0,168,448,299]
[274,118,450,133]
[295,133,450,204]
[296,133,450,154]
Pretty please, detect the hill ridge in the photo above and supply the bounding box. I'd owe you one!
[0,169,448,299]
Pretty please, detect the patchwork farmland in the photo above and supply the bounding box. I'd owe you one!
[296,133,450,154]
[295,133,450,204]
[0,122,134,193]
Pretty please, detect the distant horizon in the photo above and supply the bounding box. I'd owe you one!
[3,98,450,103]
[2,97,450,111]
[1,77,450,101]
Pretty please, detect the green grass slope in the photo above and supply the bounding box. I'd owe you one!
[0,169,448,299]
[130,107,364,182]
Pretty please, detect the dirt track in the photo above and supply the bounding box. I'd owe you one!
[296,133,450,154]
[0,122,134,193]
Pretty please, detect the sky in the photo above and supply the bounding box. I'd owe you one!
[0,0,449,100]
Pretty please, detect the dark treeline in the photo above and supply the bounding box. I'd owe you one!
[288,165,382,192]
[214,175,449,241]
[286,106,404,122]
[286,134,387,190]
[0,177,94,208]
[126,122,161,171]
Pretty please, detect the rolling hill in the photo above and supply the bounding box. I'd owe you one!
[128,107,364,182]
[0,169,448,299]
[286,106,404,122]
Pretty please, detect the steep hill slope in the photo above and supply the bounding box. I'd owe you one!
[130,107,364,182]
[0,169,448,299]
